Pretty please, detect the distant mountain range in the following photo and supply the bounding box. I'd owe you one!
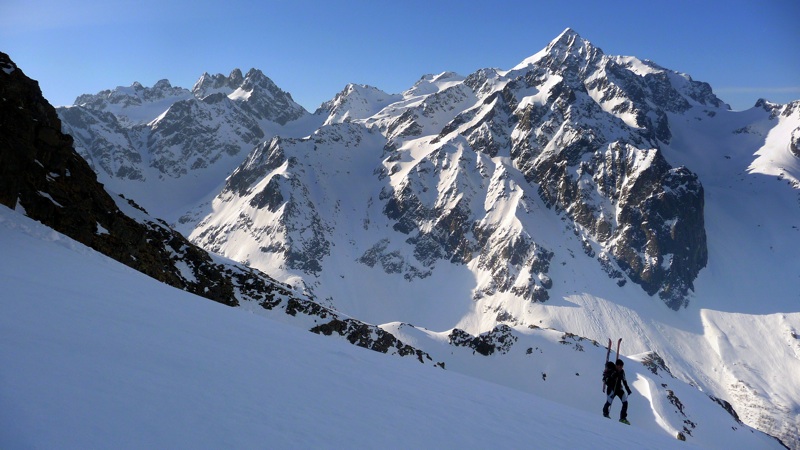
[8,28,799,447]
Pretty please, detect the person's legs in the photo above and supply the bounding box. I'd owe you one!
[619,391,629,420]
[603,392,614,417]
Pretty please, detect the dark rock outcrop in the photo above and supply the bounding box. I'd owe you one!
[448,325,518,356]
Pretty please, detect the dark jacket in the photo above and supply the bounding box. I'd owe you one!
[605,368,631,396]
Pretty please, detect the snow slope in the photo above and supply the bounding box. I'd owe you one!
[0,206,782,449]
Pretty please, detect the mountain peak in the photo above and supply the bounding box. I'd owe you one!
[544,27,601,61]
[241,68,280,92]
[193,68,282,100]
[550,27,582,46]
[229,68,244,85]
[153,79,173,90]
[70,79,191,122]
[403,71,465,98]
[509,28,601,73]
[192,69,247,98]
[318,83,399,124]
[244,68,265,80]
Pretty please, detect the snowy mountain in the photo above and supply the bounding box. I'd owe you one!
[190,29,724,309]
[57,68,323,219]
[51,28,800,448]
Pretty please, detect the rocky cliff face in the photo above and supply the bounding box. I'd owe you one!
[497,30,712,307]
[368,30,711,308]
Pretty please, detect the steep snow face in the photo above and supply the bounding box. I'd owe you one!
[654,98,800,447]
[190,123,390,290]
[748,100,800,187]
[58,69,317,221]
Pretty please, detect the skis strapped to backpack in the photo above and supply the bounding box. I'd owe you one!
[604,338,621,363]
[602,338,622,392]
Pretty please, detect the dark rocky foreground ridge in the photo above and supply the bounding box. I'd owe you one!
[0,51,434,364]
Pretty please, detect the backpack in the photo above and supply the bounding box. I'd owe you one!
[602,361,617,389]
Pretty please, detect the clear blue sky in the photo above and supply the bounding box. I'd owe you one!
[2,0,798,111]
